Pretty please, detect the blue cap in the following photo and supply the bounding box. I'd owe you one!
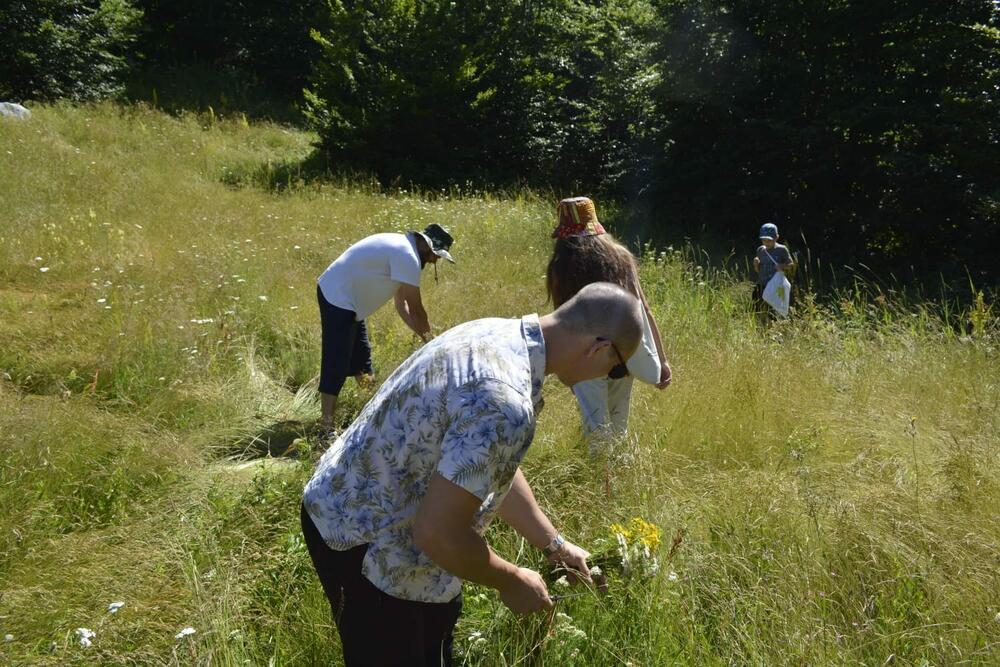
[759,223,778,240]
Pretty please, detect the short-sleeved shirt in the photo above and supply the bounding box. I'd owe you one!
[756,243,791,286]
[302,315,547,603]
[317,232,422,320]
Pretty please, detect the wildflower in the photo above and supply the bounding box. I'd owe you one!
[39,267,50,273]
[667,571,679,582]
[258,295,268,301]
[107,601,124,613]
[589,565,603,577]
[175,627,196,640]
[4,634,13,642]
[96,298,106,304]
[554,576,570,589]
[629,518,662,550]
[76,628,95,648]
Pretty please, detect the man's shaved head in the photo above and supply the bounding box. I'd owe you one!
[553,282,643,358]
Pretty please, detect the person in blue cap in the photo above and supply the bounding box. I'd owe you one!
[753,222,794,314]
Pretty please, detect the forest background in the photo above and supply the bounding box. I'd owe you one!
[3,0,999,290]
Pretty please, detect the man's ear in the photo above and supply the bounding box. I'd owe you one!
[585,338,612,360]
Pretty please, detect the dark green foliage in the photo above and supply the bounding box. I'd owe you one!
[0,0,141,102]
[650,0,1000,282]
[304,0,658,190]
[2,0,997,281]
[133,0,329,114]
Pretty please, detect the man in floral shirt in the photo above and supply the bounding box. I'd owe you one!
[301,282,644,666]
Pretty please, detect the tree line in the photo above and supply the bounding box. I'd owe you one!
[2,0,998,284]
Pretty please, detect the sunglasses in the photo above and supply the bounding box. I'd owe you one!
[599,338,629,380]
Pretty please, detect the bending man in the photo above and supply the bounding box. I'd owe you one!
[316,224,455,428]
[301,282,644,666]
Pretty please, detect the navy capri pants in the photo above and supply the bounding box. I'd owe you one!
[317,285,373,395]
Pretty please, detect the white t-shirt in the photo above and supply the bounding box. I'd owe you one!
[318,233,422,320]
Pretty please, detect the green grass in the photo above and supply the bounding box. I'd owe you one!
[1,103,999,665]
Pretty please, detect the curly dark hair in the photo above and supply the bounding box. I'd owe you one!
[546,234,639,307]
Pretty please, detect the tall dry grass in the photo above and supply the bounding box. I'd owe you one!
[1,103,998,665]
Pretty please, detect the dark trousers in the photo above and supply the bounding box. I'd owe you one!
[300,504,462,666]
[317,286,374,395]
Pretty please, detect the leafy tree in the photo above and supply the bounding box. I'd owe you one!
[650,0,1000,281]
[134,0,328,106]
[0,0,141,102]
[305,0,659,190]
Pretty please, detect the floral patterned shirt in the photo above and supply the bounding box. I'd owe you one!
[303,315,547,602]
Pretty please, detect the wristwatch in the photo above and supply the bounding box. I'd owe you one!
[542,533,566,557]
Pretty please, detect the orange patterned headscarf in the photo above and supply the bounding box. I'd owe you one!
[552,197,606,239]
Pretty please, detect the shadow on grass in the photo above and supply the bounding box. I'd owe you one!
[219,149,354,193]
[125,64,306,126]
[225,412,358,462]
[229,419,311,460]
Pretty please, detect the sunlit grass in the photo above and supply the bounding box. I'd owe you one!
[1,103,998,665]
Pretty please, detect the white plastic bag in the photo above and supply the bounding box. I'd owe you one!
[762,270,791,317]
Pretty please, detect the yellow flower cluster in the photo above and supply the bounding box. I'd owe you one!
[609,517,662,550]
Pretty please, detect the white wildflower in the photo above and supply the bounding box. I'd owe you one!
[258,295,268,301]
[175,627,196,640]
[76,628,95,648]
[554,576,570,589]
[589,565,603,577]
[96,298,106,304]
[4,634,13,642]
[39,267,50,273]
[108,601,124,613]
[667,570,679,582]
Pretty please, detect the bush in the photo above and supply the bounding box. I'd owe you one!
[0,0,141,102]
[304,0,658,191]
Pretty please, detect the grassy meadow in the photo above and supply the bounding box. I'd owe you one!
[1,104,999,666]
